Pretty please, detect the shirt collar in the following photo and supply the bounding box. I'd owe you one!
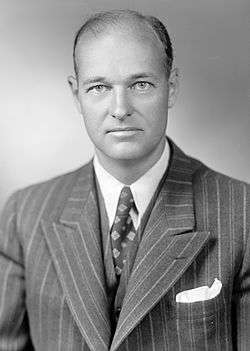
[93,140,170,228]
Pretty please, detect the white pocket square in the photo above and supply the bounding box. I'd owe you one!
[176,278,222,303]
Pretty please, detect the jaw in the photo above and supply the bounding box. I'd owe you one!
[95,136,166,184]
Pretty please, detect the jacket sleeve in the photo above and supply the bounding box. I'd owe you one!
[0,192,33,350]
[233,184,250,350]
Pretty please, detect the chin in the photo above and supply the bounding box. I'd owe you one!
[107,148,146,162]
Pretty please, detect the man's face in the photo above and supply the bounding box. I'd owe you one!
[71,27,176,168]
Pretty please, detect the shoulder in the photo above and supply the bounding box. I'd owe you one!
[190,156,250,196]
[1,161,93,228]
[169,138,250,193]
[18,161,92,202]
[185,153,250,228]
[169,139,250,209]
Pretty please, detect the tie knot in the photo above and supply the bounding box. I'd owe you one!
[117,186,134,215]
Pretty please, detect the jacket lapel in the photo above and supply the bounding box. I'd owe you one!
[111,141,211,351]
[41,163,111,351]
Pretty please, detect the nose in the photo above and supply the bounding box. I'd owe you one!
[109,87,132,120]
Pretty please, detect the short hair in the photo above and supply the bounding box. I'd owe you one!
[73,9,173,79]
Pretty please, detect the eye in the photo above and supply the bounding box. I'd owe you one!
[87,84,109,94]
[131,81,153,91]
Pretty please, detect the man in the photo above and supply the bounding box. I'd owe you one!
[0,9,249,351]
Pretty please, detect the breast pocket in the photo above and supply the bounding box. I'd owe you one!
[169,291,229,350]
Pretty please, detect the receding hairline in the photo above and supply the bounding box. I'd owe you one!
[73,10,174,78]
[76,16,160,44]
[75,21,167,69]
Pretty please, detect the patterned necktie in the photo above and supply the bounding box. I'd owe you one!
[110,186,137,277]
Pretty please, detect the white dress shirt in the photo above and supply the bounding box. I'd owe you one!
[93,141,170,230]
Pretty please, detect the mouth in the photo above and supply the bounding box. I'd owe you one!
[107,127,143,134]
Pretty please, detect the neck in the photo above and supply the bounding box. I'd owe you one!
[95,139,166,185]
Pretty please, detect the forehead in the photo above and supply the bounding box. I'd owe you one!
[75,26,166,80]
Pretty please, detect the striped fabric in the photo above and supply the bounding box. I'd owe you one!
[0,139,250,350]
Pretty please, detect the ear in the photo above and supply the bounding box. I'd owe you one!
[168,67,180,108]
[67,75,82,114]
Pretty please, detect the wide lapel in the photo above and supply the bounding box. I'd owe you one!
[111,140,210,351]
[41,162,111,351]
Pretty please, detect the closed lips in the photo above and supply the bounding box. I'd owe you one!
[107,127,142,133]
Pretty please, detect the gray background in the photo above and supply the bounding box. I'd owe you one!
[0,0,249,212]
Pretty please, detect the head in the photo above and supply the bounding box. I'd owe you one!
[68,10,179,177]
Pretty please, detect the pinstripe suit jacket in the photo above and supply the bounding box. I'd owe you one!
[0,140,250,351]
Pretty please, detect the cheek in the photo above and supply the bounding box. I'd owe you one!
[80,102,103,133]
[83,116,101,140]
[137,92,168,114]
[143,100,168,131]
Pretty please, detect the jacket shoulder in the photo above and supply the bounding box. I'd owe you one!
[187,156,250,224]
[17,162,92,203]
[2,162,93,233]
[190,156,250,191]
[169,139,249,191]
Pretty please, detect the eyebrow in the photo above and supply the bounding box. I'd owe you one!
[82,77,107,85]
[82,73,159,86]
